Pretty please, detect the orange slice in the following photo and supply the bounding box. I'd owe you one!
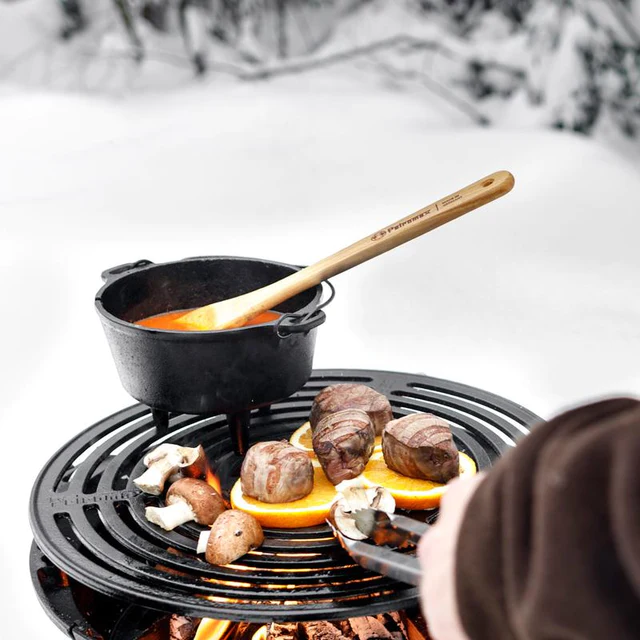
[288,422,315,456]
[289,421,383,456]
[361,451,477,510]
[230,466,337,529]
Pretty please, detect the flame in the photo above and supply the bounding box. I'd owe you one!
[227,563,356,573]
[205,467,223,496]
[200,588,395,607]
[193,618,232,640]
[293,537,334,542]
[203,578,253,588]
[251,626,268,640]
[249,551,321,558]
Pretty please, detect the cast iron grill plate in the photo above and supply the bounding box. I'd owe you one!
[30,369,540,623]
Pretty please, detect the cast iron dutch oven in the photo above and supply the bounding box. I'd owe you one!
[95,256,331,416]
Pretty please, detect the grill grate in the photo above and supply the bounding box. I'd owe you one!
[30,369,540,623]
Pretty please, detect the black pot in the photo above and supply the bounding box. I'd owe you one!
[95,257,329,439]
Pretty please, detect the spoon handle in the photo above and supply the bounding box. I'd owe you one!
[247,170,514,310]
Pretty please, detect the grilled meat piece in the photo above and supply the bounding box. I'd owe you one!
[240,441,314,503]
[382,414,459,483]
[310,384,393,436]
[313,409,375,485]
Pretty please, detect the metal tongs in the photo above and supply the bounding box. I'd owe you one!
[327,509,430,587]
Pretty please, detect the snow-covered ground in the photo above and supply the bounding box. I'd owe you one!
[3,0,640,159]
[1,12,640,637]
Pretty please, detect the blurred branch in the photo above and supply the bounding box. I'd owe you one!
[42,35,448,79]
[113,0,143,60]
[276,0,287,58]
[0,28,523,126]
[238,34,524,81]
[368,57,490,126]
[0,41,51,78]
[600,0,640,46]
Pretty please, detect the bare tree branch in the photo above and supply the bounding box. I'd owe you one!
[0,28,524,126]
[368,57,491,126]
[599,0,640,46]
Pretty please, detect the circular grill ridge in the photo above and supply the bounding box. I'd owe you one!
[30,369,540,622]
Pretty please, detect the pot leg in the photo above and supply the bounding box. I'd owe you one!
[151,408,170,434]
[226,410,251,456]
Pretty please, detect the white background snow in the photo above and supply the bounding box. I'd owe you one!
[1,1,639,638]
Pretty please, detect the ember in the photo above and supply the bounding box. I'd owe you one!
[188,611,432,640]
[193,619,231,640]
[30,370,538,640]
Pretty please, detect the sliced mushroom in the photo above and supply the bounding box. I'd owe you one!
[382,414,459,483]
[205,510,264,565]
[334,480,373,512]
[240,441,314,503]
[134,443,207,495]
[329,478,395,540]
[330,501,367,541]
[145,478,226,531]
[310,383,393,436]
[312,408,375,485]
[365,485,396,514]
[180,444,208,478]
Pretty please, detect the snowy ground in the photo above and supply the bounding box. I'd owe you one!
[3,0,640,159]
[1,30,640,639]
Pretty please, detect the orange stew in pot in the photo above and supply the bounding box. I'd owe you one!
[135,309,282,331]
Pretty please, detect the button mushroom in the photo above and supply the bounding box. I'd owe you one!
[312,408,375,485]
[382,414,459,483]
[310,384,393,436]
[205,510,264,565]
[240,441,314,503]
[145,478,226,531]
[134,443,207,495]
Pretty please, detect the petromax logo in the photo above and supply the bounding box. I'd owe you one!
[49,489,137,508]
[371,230,387,241]
[370,207,432,241]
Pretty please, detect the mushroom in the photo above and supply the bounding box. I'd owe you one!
[382,414,459,483]
[240,441,314,503]
[312,408,375,485]
[145,478,226,531]
[169,615,200,640]
[134,443,207,495]
[196,529,211,555]
[205,510,264,565]
[329,478,395,540]
[179,444,208,478]
[310,383,393,436]
[330,501,367,541]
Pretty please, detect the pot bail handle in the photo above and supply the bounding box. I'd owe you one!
[275,279,335,338]
[101,259,154,282]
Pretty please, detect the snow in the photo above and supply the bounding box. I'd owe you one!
[2,1,639,159]
[1,4,640,639]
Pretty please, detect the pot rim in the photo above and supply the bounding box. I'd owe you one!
[94,255,327,339]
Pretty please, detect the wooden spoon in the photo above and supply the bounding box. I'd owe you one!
[175,170,515,331]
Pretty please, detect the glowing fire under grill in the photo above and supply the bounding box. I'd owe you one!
[29,369,539,639]
[178,613,427,640]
